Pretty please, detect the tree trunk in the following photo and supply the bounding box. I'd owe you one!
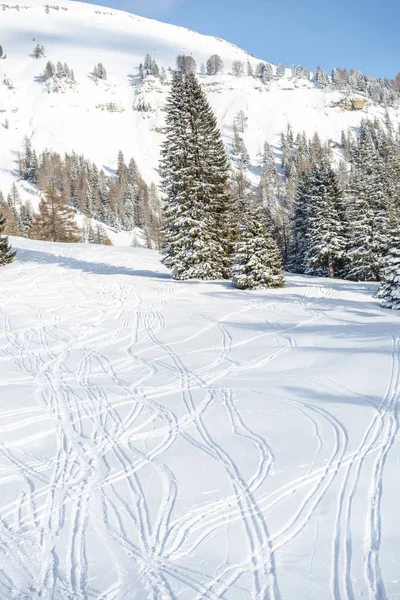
[328,257,334,279]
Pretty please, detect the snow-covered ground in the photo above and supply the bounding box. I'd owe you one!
[1,0,399,214]
[1,237,399,599]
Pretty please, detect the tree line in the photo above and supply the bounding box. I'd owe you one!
[17,140,162,248]
[160,72,400,304]
[1,69,399,307]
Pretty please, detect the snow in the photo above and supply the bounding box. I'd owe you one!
[1,0,399,215]
[1,236,399,599]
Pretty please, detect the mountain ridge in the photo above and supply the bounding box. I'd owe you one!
[1,0,399,245]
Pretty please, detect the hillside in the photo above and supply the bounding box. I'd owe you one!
[1,0,399,234]
[0,237,399,599]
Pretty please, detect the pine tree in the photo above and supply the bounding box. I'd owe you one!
[258,141,279,235]
[379,231,400,309]
[232,199,285,290]
[33,44,45,59]
[346,123,391,281]
[7,182,21,210]
[29,188,81,242]
[262,63,273,83]
[93,62,107,81]
[287,172,311,273]
[160,73,231,280]
[19,201,34,236]
[313,66,330,88]
[0,209,16,266]
[83,218,112,245]
[42,60,55,80]
[306,165,346,278]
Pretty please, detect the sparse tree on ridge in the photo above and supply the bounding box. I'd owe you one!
[206,54,224,76]
[33,44,45,59]
[176,55,197,75]
[93,62,107,81]
[232,61,245,77]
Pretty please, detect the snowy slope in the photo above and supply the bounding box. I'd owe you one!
[1,0,399,211]
[0,237,399,599]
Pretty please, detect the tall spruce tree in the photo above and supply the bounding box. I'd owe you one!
[232,199,285,290]
[287,172,311,273]
[0,209,16,266]
[379,231,400,309]
[305,165,346,278]
[346,123,390,281]
[160,72,232,280]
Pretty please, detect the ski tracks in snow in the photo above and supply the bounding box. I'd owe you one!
[0,257,399,599]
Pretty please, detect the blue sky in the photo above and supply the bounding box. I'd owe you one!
[82,0,399,79]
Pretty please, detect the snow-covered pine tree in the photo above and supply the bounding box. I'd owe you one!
[346,123,391,281]
[0,208,16,265]
[19,201,34,236]
[306,164,346,278]
[232,199,285,290]
[379,230,400,309]
[276,63,285,78]
[160,72,231,279]
[183,72,233,275]
[261,63,273,83]
[287,172,311,273]
[83,218,112,245]
[42,60,55,80]
[7,182,21,210]
[313,66,330,88]
[116,150,127,183]
[258,141,279,234]
[93,62,107,81]
[33,44,45,59]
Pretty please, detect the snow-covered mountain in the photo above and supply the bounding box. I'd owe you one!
[1,0,399,222]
